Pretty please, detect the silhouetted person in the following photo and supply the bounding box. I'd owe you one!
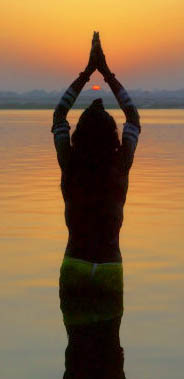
[51,32,141,378]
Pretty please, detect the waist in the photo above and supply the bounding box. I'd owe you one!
[62,255,122,269]
[65,242,122,263]
[60,256,123,288]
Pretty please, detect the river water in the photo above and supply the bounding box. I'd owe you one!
[0,109,184,379]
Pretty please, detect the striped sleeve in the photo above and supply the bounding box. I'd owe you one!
[103,73,141,131]
[119,121,140,174]
[122,122,139,150]
[51,86,78,133]
[51,70,90,133]
[53,118,71,171]
[51,70,91,169]
[116,87,140,126]
[57,87,78,111]
[103,73,141,173]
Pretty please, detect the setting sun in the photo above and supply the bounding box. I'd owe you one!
[92,85,101,90]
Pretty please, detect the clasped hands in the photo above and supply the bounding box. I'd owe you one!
[85,31,110,77]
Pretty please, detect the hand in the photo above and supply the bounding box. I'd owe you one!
[95,32,110,76]
[85,31,99,75]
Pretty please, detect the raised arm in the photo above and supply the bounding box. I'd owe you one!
[96,32,141,173]
[51,32,98,171]
[52,70,91,131]
[106,73,140,173]
[51,71,91,171]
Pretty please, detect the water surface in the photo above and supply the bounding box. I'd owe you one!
[0,109,184,379]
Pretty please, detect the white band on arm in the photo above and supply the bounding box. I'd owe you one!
[122,122,139,150]
[52,119,70,138]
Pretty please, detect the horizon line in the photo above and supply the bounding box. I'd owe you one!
[1,88,184,94]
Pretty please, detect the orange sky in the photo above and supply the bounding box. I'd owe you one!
[1,0,184,90]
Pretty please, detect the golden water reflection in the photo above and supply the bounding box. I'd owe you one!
[0,109,184,379]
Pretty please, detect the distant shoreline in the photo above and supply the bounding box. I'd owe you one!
[0,105,183,110]
[1,89,183,109]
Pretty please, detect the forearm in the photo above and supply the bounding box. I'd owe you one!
[119,112,140,174]
[52,68,91,132]
[103,70,141,131]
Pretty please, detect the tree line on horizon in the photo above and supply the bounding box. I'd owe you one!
[0,88,183,109]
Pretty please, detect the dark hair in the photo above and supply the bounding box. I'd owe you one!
[71,99,120,169]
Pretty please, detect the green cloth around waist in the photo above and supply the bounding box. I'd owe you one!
[59,256,124,325]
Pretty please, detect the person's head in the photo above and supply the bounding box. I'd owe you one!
[71,98,120,166]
